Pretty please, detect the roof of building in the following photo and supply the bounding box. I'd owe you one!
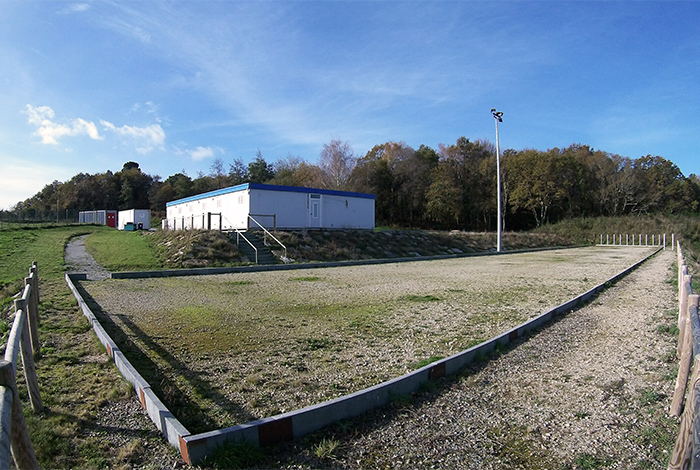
[166,183,375,207]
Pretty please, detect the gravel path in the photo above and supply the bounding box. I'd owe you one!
[65,235,111,280]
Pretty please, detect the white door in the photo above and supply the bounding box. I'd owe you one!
[309,194,321,228]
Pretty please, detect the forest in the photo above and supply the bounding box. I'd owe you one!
[5,137,700,231]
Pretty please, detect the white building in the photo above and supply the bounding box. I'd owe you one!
[164,183,375,231]
[118,209,151,230]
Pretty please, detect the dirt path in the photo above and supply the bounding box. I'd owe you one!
[64,234,111,280]
[263,249,680,469]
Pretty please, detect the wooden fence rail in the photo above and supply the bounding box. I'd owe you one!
[0,262,42,469]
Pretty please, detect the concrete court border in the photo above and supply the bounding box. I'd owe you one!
[65,245,662,465]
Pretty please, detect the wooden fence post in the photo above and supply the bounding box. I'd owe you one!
[30,262,38,302]
[672,280,694,416]
[669,295,700,469]
[0,360,39,470]
[12,299,42,413]
[24,275,40,357]
[0,384,12,470]
[670,361,699,469]
[678,274,691,360]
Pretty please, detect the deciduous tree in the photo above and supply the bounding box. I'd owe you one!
[320,139,356,190]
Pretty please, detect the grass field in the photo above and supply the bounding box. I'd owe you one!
[0,225,164,309]
[83,228,161,271]
[0,225,93,306]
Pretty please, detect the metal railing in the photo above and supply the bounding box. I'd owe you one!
[248,215,287,259]
[0,262,42,469]
[233,230,258,264]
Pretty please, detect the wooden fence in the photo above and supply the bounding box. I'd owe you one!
[0,262,42,469]
[669,244,700,469]
[599,233,673,248]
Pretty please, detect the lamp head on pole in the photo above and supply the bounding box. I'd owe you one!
[491,109,503,122]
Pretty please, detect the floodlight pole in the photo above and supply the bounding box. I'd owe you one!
[491,109,503,253]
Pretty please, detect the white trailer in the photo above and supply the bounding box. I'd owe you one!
[118,209,151,230]
[164,183,375,231]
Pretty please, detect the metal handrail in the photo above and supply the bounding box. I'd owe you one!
[234,230,257,264]
[248,215,287,259]
[217,215,259,264]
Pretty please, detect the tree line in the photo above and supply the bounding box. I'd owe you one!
[6,138,699,231]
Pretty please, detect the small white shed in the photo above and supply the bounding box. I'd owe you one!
[118,209,151,230]
[164,183,375,231]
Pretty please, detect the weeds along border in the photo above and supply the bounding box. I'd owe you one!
[65,245,662,465]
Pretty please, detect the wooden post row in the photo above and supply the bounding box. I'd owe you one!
[669,295,700,470]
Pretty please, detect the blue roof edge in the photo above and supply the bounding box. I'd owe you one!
[166,183,375,207]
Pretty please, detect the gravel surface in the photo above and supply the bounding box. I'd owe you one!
[83,247,657,434]
[67,239,680,469]
[264,249,680,469]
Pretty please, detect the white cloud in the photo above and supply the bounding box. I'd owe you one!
[173,145,224,162]
[24,104,101,145]
[101,120,165,154]
[130,101,163,123]
[57,3,90,15]
[189,146,215,161]
[67,3,90,13]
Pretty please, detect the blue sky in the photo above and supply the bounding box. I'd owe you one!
[2,1,699,210]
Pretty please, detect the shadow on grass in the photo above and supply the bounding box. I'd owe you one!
[74,281,256,434]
